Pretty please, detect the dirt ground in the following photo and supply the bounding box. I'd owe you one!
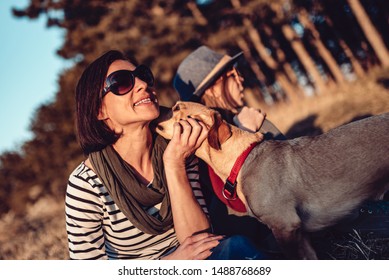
[0,67,388,260]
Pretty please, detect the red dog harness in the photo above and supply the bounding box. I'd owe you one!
[207,142,259,213]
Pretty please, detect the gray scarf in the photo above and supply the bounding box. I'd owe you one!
[89,135,173,235]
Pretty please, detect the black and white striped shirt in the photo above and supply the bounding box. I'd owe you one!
[65,157,207,260]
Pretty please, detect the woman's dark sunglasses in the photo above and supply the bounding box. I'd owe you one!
[102,65,154,97]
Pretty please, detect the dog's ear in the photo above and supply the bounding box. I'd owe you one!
[208,112,232,150]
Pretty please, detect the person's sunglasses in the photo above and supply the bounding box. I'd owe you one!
[102,65,154,97]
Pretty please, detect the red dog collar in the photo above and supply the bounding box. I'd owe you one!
[207,142,259,213]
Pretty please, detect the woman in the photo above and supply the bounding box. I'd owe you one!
[66,50,266,260]
[173,45,286,140]
[173,46,286,258]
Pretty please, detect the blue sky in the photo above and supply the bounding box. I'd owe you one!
[0,0,67,154]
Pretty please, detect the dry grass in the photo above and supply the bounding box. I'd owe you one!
[0,196,69,260]
[249,67,389,136]
[0,68,388,260]
[331,230,388,260]
[312,229,389,260]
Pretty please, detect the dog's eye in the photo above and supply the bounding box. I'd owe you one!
[173,104,180,112]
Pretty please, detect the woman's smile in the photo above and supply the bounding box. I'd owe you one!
[134,96,154,106]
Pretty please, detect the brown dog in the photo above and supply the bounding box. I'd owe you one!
[154,101,389,259]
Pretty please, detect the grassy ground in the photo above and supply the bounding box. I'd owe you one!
[0,196,68,259]
[257,67,389,137]
[0,67,388,260]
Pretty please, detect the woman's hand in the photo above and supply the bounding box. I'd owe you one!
[163,118,208,167]
[161,233,224,260]
[233,106,266,133]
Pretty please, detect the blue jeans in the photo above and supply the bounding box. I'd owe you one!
[207,235,268,260]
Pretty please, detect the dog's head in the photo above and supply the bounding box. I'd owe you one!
[153,101,232,150]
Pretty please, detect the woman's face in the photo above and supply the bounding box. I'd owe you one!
[224,68,245,107]
[98,60,159,133]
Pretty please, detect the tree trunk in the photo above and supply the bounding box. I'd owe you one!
[235,36,267,83]
[230,0,300,103]
[298,9,346,85]
[281,23,327,94]
[347,0,389,67]
[186,1,208,26]
[235,36,267,104]
[263,24,300,88]
[268,2,327,94]
[325,16,365,78]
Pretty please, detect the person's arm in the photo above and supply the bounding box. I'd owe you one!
[161,118,223,259]
[65,168,107,260]
[163,119,211,241]
[184,155,209,217]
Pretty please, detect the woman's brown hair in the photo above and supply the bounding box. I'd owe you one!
[75,50,134,154]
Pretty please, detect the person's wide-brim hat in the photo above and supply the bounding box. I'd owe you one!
[173,46,243,101]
